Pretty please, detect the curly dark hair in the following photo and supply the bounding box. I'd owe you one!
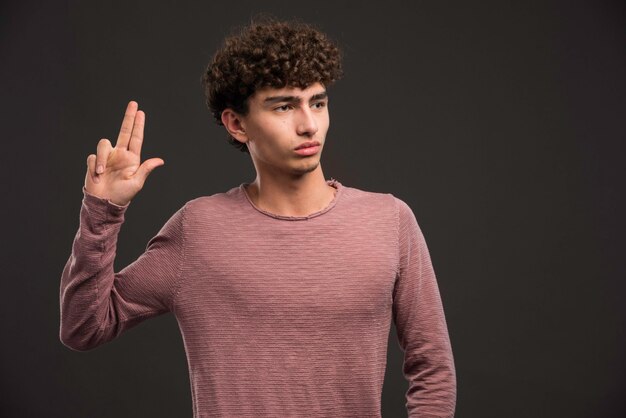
[201,17,343,153]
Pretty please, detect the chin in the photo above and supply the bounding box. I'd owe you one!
[291,160,320,176]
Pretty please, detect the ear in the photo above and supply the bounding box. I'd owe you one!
[221,109,248,145]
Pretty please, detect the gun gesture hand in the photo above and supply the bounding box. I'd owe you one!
[84,101,164,206]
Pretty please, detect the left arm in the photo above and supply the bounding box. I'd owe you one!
[392,197,457,417]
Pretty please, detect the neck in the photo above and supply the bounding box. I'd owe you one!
[245,165,336,217]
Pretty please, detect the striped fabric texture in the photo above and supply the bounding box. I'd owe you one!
[60,179,456,417]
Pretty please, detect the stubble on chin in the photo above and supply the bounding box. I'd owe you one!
[291,160,320,176]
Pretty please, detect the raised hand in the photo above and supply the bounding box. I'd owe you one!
[84,101,164,206]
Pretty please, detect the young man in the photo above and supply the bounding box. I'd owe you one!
[60,19,456,417]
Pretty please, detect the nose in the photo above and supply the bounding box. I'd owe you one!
[296,106,318,137]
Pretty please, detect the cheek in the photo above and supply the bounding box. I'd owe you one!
[319,115,330,134]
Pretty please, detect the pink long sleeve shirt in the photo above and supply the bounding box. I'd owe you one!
[60,179,456,417]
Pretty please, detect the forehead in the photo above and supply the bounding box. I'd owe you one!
[252,82,326,101]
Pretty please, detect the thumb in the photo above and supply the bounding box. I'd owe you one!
[135,158,165,183]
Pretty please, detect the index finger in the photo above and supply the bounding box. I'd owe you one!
[128,110,145,156]
[116,101,138,149]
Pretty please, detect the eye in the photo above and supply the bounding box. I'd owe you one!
[312,101,327,109]
[274,104,292,112]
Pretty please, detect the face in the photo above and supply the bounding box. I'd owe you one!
[228,82,330,179]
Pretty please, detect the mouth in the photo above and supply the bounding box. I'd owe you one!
[294,141,321,156]
[295,140,321,150]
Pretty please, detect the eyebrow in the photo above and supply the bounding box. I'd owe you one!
[263,91,328,105]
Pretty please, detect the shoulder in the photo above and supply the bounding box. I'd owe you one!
[341,184,414,221]
[180,185,245,220]
[340,184,395,210]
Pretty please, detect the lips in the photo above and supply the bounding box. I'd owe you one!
[295,141,321,150]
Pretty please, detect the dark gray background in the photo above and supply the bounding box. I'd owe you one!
[2,0,624,417]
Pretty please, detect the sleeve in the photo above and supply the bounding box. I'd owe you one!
[59,186,186,351]
[393,197,457,417]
